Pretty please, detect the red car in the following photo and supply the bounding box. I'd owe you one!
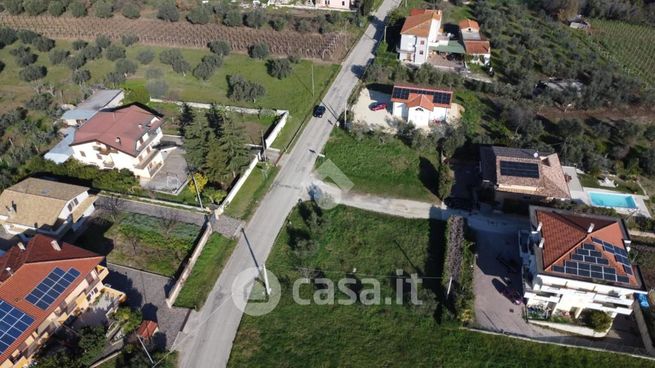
[501,286,522,305]
[370,102,387,111]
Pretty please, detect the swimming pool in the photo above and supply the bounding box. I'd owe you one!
[588,192,638,209]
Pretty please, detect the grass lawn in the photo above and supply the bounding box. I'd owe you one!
[0,39,339,149]
[578,174,644,195]
[175,234,237,310]
[319,129,439,202]
[224,163,280,219]
[75,212,201,276]
[229,204,651,367]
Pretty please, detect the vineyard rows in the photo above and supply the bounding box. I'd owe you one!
[590,19,655,87]
[0,14,350,61]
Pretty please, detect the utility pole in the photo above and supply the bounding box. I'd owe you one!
[260,264,272,296]
[311,63,315,97]
[136,335,154,364]
[260,130,267,162]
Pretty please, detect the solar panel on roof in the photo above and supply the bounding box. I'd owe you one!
[597,258,609,265]
[576,249,589,256]
[590,265,602,272]
[603,267,615,274]
[565,261,577,269]
[623,265,633,275]
[499,161,540,178]
[26,267,80,311]
[552,265,565,273]
[589,250,602,258]
[392,87,452,105]
[571,254,584,261]
[582,244,596,250]
[584,256,596,263]
[591,237,603,244]
[565,267,577,275]
[603,274,617,282]
[590,271,603,279]
[0,300,34,355]
[617,276,630,283]
[578,263,590,270]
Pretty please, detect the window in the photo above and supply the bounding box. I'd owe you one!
[420,40,425,45]
[67,203,73,211]
[80,151,86,157]
[73,198,79,206]
[419,51,424,55]
[96,154,102,160]
[342,1,345,5]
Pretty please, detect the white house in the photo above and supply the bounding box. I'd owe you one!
[69,104,165,180]
[313,0,352,10]
[459,19,491,65]
[61,89,124,126]
[0,178,96,238]
[397,9,454,65]
[390,84,453,129]
[521,206,646,321]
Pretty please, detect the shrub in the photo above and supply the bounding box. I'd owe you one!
[69,0,87,17]
[121,3,140,19]
[157,2,179,22]
[359,0,373,16]
[267,58,292,79]
[202,54,222,68]
[193,61,215,80]
[145,67,162,78]
[104,70,126,86]
[583,310,612,332]
[187,5,210,24]
[121,34,139,47]
[10,46,37,66]
[223,10,242,27]
[66,54,87,69]
[159,49,183,64]
[0,28,17,46]
[95,34,111,49]
[208,40,231,56]
[32,36,55,52]
[48,48,69,64]
[5,0,24,15]
[105,45,126,61]
[270,17,287,31]
[295,19,311,33]
[72,68,91,84]
[288,54,300,64]
[115,58,137,75]
[17,30,39,44]
[136,49,155,64]
[94,0,113,18]
[227,74,265,102]
[19,65,47,82]
[72,39,88,50]
[25,93,52,110]
[244,10,266,28]
[248,42,269,59]
[146,79,168,98]
[0,60,5,74]
[48,0,65,16]
[81,44,102,60]
[23,0,48,15]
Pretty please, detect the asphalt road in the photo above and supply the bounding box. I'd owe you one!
[176,2,400,367]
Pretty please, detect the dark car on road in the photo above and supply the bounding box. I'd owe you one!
[313,105,326,118]
[496,253,520,274]
[501,285,523,305]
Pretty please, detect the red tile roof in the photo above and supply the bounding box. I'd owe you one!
[71,104,163,157]
[463,40,491,55]
[136,320,159,339]
[401,9,442,37]
[536,210,639,287]
[0,235,103,363]
[459,19,480,31]
[390,84,453,109]
[406,94,435,110]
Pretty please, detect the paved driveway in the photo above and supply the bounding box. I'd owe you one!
[352,87,396,131]
[142,147,189,194]
[106,264,190,349]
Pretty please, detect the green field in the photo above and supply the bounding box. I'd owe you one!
[319,129,440,202]
[175,234,237,309]
[590,19,655,87]
[229,204,651,367]
[224,163,280,219]
[75,213,201,276]
[0,39,339,148]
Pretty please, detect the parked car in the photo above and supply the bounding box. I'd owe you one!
[313,105,326,118]
[501,286,522,305]
[496,253,520,274]
[369,102,387,111]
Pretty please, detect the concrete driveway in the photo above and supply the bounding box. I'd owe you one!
[352,87,397,131]
[142,147,189,194]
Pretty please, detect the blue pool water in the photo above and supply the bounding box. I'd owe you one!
[588,192,638,209]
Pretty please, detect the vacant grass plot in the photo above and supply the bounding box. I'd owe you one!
[229,205,650,368]
[319,129,439,202]
[76,212,200,276]
[590,19,655,87]
[224,163,280,219]
[175,234,237,310]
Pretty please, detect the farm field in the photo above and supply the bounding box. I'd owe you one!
[0,39,339,148]
[229,204,649,367]
[589,19,655,87]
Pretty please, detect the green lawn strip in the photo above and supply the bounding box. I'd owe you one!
[228,205,649,367]
[174,234,237,309]
[224,164,280,219]
[578,174,644,195]
[320,129,439,202]
[76,213,201,277]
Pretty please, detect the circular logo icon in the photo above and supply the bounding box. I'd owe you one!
[231,267,281,316]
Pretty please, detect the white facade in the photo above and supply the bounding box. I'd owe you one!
[314,0,351,10]
[398,18,450,65]
[392,101,449,129]
[0,191,95,237]
[71,127,164,179]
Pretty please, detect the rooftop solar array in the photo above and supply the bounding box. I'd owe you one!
[0,300,34,355]
[499,161,540,178]
[392,87,452,105]
[25,267,81,310]
[551,242,632,285]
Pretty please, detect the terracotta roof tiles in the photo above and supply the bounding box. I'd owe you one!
[401,9,442,37]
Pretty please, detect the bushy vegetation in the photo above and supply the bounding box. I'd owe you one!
[227,74,265,102]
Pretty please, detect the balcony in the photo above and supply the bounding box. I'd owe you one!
[135,149,161,171]
[96,265,109,280]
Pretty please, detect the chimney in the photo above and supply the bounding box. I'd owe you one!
[538,238,545,248]
[50,240,61,251]
[587,223,595,233]
[115,137,121,145]
[536,222,542,232]
[138,123,143,129]
[17,242,25,251]
[533,151,539,158]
